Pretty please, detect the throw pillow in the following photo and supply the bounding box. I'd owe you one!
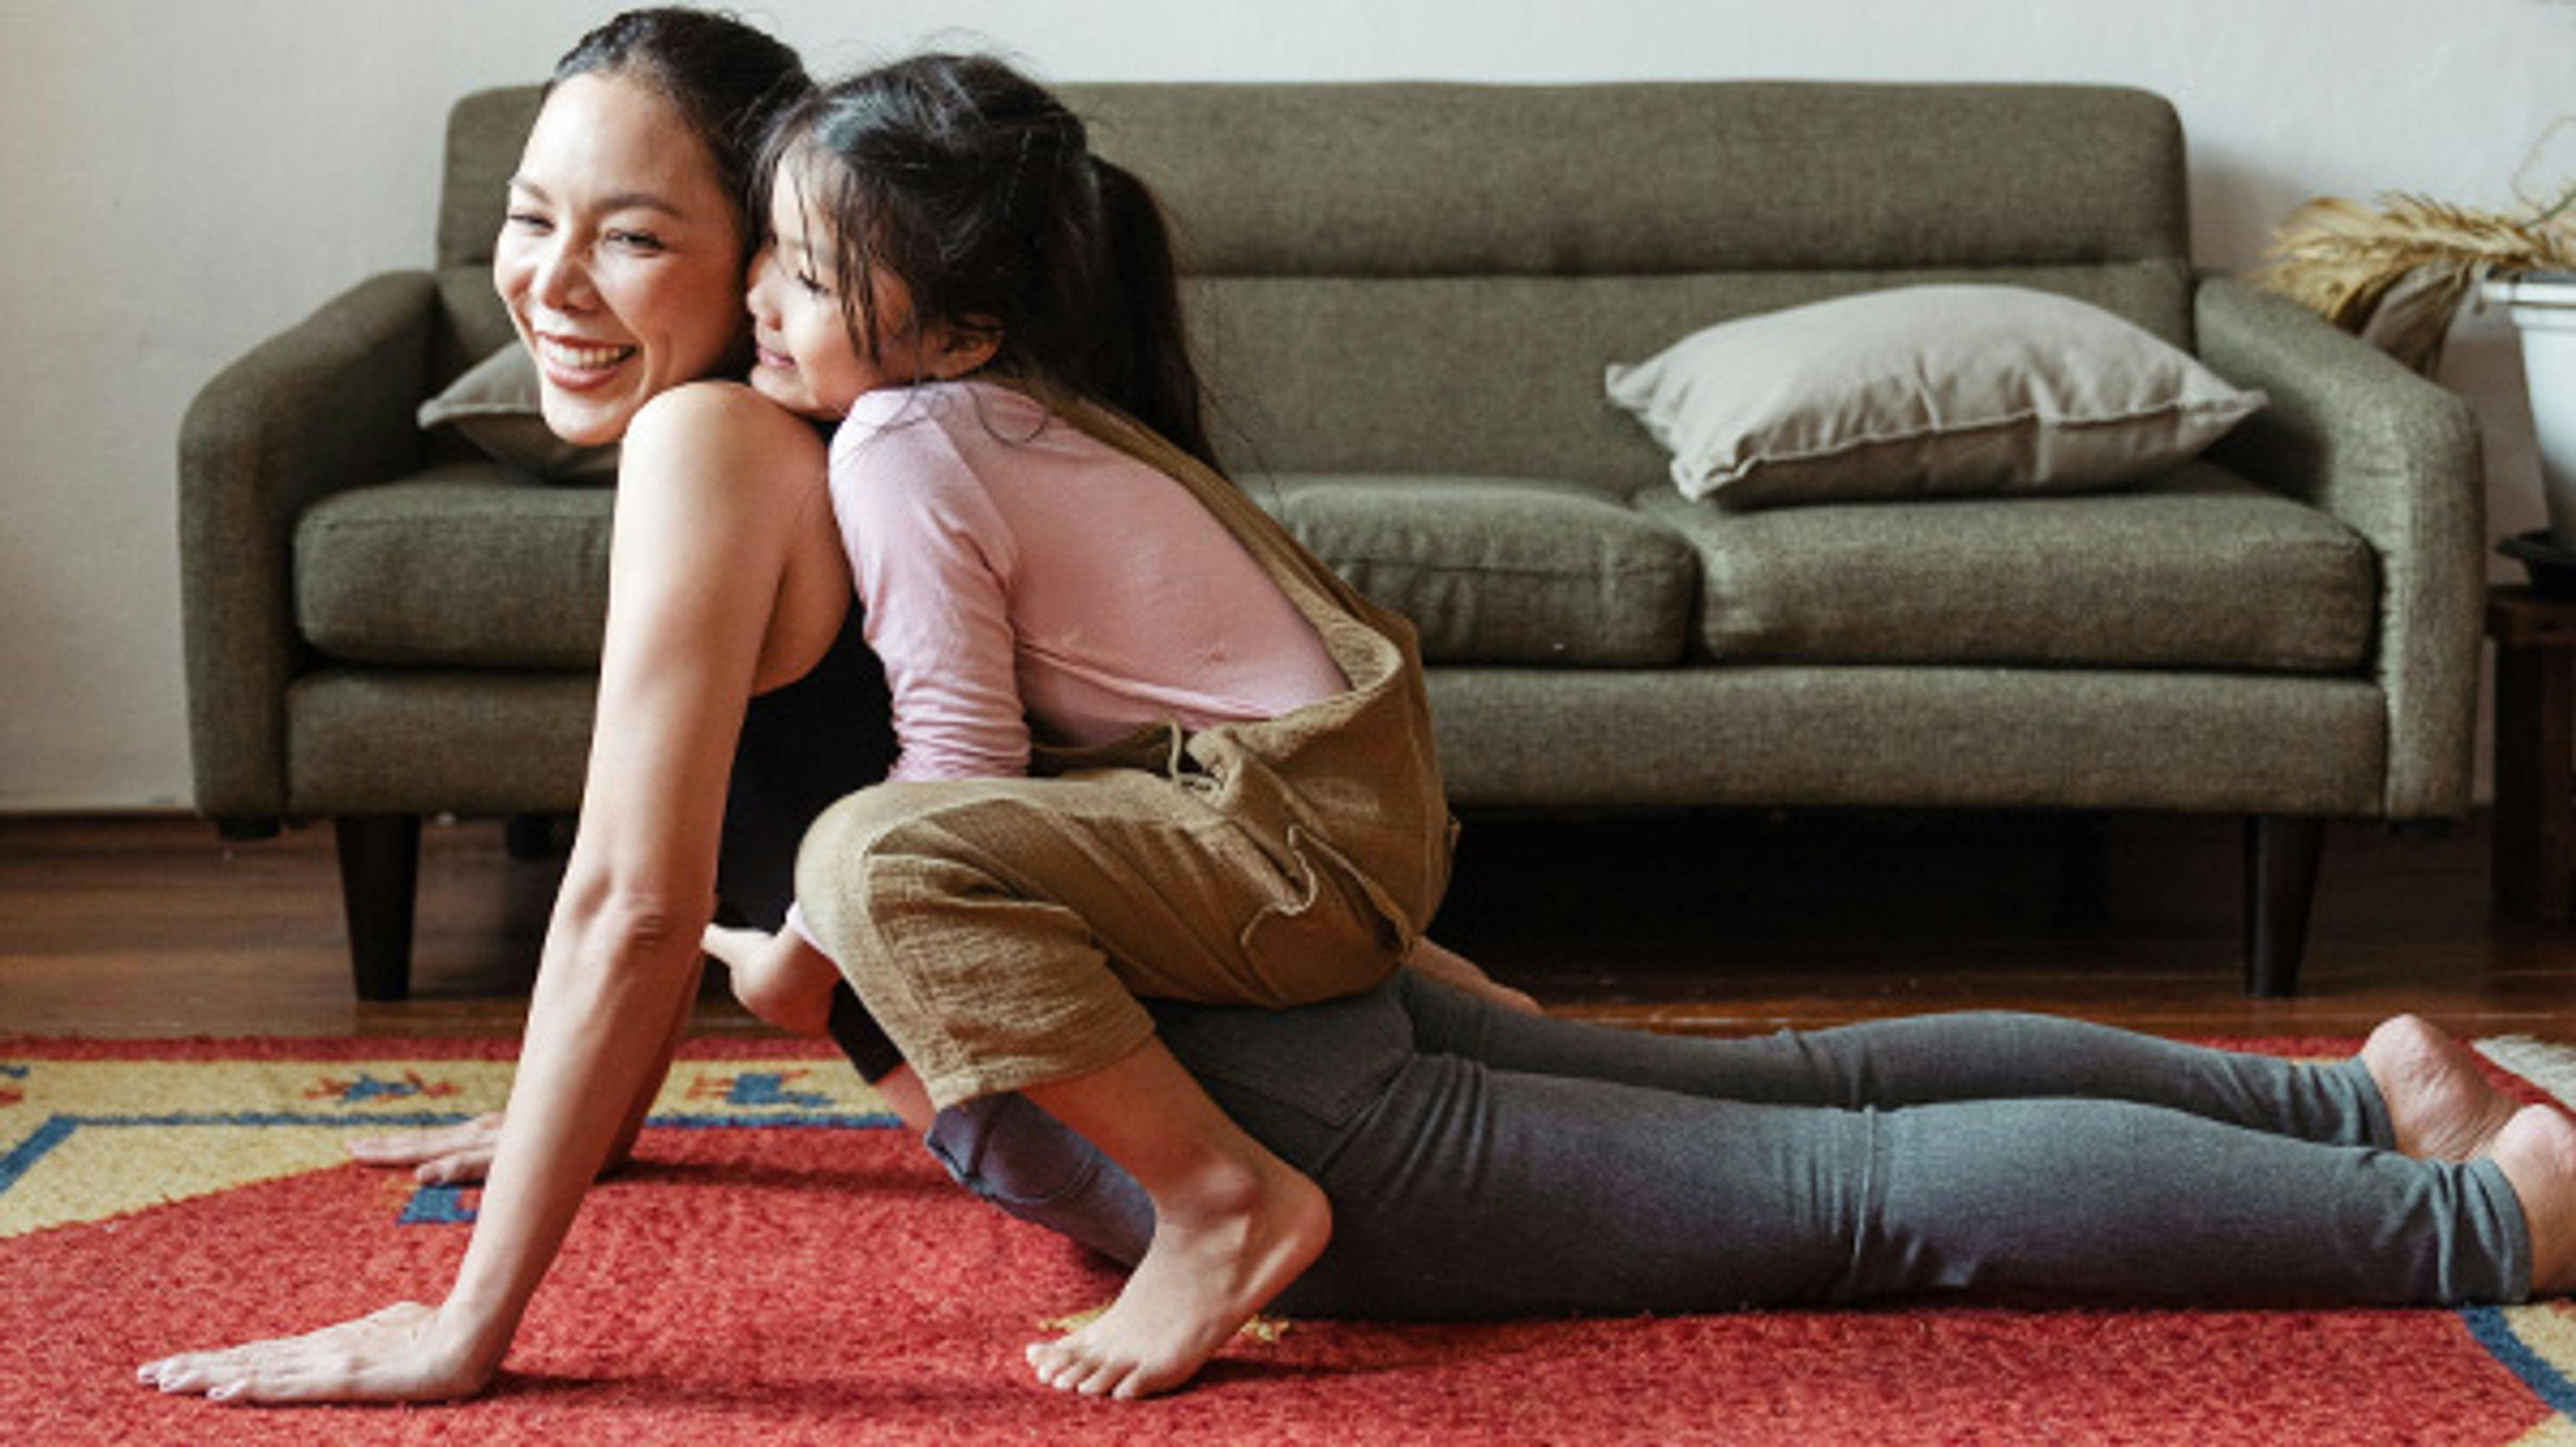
[417,342,622,483]
[1603,285,2265,507]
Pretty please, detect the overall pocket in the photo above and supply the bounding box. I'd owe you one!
[1236,824,1410,1007]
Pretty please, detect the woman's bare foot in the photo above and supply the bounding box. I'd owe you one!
[1023,1148,1329,1400]
[2490,1104,2576,1295]
[701,921,836,1036]
[2362,1014,2521,1162]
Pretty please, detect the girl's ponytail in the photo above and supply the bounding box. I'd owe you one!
[1085,158,1213,471]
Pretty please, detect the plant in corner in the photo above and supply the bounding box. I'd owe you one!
[2254,187,2575,376]
[2257,125,2576,567]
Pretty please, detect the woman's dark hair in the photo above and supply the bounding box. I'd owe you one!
[550,8,811,253]
[756,54,1216,470]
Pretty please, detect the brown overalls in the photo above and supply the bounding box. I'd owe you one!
[793,399,1458,1110]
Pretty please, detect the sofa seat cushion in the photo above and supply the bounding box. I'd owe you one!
[1632,460,2376,672]
[296,464,610,667]
[1251,473,1697,666]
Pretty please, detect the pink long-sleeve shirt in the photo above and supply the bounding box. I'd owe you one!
[829,380,1348,782]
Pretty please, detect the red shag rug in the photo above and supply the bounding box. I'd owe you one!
[9,1033,2576,1446]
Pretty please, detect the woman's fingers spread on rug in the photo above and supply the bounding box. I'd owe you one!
[415,1155,474,1186]
[135,1301,492,1406]
[346,1112,506,1183]
[141,1345,258,1387]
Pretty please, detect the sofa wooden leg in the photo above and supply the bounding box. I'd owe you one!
[2054,812,2111,924]
[2241,814,2325,998]
[504,812,566,862]
[335,813,421,1002]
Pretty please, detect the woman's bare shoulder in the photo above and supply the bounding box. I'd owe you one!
[626,380,828,465]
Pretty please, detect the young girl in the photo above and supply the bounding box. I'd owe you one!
[698,54,1461,1401]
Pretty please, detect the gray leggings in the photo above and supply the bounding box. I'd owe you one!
[919,975,2530,1317]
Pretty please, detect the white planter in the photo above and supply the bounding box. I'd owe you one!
[2486,272,2576,550]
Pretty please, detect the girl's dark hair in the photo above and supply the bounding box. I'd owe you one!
[756,54,1216,470]
[551,8,811,254]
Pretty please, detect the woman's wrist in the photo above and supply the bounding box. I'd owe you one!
[430,1293,521,1380]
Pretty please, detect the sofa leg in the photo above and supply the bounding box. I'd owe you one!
[334,813,421,1002]
[2241,814,2325,998]
[504,812,566,862]
[2054,812,2111,924]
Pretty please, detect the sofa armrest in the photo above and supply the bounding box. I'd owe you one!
[2194,275,2485,820]
[178,270,441,820]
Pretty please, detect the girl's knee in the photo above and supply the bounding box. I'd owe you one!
[793,783,971,950]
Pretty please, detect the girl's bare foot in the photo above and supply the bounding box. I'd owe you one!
[2490,1104,2576,1296]
[1023,1148,1328,1400]
[2362,1014,2520,1162]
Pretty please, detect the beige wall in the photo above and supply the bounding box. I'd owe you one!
[3,0,2569,809]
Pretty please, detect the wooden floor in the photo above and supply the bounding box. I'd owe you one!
[4,808,2572,1041]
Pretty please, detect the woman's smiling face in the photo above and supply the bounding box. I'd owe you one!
[493,71,748,445]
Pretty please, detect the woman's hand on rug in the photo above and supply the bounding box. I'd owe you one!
[136,1301,496,1405]
[348,1111,636,1185]
[346,1111,508,1184]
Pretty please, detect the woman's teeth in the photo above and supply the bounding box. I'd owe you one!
[540,338,637,370]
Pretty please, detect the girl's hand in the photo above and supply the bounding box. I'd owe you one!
[137,1301,497,1406]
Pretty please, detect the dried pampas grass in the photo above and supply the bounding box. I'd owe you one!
[2254,191,2576,376]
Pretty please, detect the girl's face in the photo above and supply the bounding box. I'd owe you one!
[745,157,993,420]
[493,72,748,445]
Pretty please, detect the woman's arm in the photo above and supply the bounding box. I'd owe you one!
[140,385,846,1404]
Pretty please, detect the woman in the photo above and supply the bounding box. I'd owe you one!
[137,11,888,1401]
[131,9,1518,1399]
[142,10,2576,1408]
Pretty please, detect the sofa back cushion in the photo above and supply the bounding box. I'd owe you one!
[435,82,2190,492]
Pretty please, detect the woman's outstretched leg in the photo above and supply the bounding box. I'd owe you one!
[1262,1042,2549,1319]
[1395,973,2514,1157]
[1851,1096,2534,1304]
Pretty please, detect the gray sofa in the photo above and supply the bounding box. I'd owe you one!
[179,80,2483,1001]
